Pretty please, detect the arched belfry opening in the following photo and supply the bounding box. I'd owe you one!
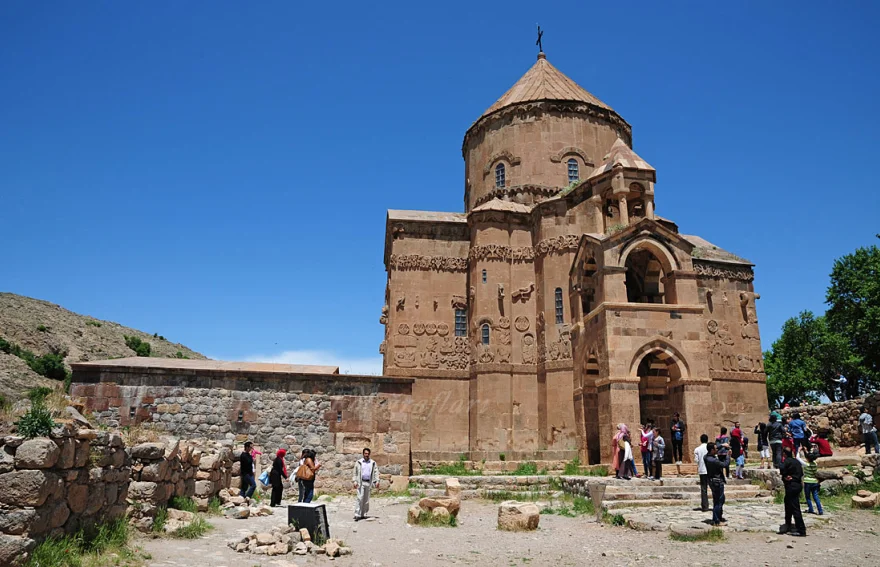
[625,249,666,304]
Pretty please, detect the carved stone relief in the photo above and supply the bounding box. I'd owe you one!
[452,295,468,310]
[413,323,425,336]
[498,317,511,330]
[469,244,535,262]
[693,261,755,282]
[497,344,511,364]
[392,335,418,368]
[396,295,405,310]
[514,316,530,332]
[498,283,505,300]
[548,325,573,361]
[398,324,410,335]
[388,254,468,272]
[512,283,535,302]
[437,323,449,336]
[521,333,537,364]
[379,305,389,325]
[535,235,580,256]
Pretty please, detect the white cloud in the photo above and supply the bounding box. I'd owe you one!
[243,350,383,376]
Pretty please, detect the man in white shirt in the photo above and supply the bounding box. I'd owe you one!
[352,448,379,520]
[694,434,710,512]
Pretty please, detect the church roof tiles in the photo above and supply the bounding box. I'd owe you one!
[480,53,614,120]
[587,138,655,180]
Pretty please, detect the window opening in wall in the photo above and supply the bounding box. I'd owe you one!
[482,269,487,284]
[337,410,342,423]
[625,248,667,304]
[555,287,564,324]
[129,407,136,419]
[567,158,579,183]
[455,308,467,336]
[481,323,490,345]
[495,163,506,188]
[237,410,244,423]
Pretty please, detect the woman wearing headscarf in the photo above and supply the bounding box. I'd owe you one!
[612,424,629,479]
[269,448,288,507]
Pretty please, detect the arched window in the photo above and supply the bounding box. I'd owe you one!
[555,287,564,324]
[495,163,506,188]
[454,309,467,337]
[482,269,487,284]
[567,158,579,183]
[481,324,490,345]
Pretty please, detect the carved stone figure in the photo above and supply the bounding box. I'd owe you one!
[497,344,511,364]
[396,295,405,310]
[421,337,440,369]
[379,305,389,325]
[426,323,437,335]
[392,335,418,368]
[707,319,718,334]
[740,291,760,323]
[452,295,468,309]
[521,333,537,364]
[498,283,505,300]
[548,326,573,361]
[512,283,535,302]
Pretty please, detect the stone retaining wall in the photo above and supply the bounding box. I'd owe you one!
[0,426,130,565]
[780,393,880,447]
[408,475,554,498]
[70,363,413,494]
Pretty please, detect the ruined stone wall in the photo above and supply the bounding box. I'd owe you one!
[0,427,130,565]
[69,366,413,493]
[780,394,880,447]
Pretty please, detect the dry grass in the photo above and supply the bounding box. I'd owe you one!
[121,422,161,446]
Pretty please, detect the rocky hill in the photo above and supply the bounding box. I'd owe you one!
[0,292,205,400]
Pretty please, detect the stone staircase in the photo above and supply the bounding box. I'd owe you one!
[408,474,773,510]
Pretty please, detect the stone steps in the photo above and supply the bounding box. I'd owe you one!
[604,496,774,510]
[604,487,768,501]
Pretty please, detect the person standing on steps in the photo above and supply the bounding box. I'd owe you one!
[640,421,654,480]
[239,441,257,502]
[716,427,731,478]
[767,414,784,469]
[694,433,710,512]
[353,447,379,521]
[789,412,807,454]
[269,448,288,507]
[778,445,807,537]
[704,442,729,526]
[755,422,770,469]
[652,427,665,480]
[670,413,686,464]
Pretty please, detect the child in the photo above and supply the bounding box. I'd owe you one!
[623,434,635,480]
[652,427,665,480]
[800,448,823,515]
[735,450,746,479]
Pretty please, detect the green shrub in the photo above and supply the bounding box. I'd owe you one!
[510,461,539,476]
[124,335,152,357]
[152,507,168,533]
[169,496,198,513]
[563,457,581,475]
[170,516,212,539]
[16,404,55,438]
[423,454,480,476]
[207,497,223,515]
[413,510,457,528]
[0,336,70,382]
[173,350,189,359]
[27,518,134,567]
[27,386,53,405]
[36,324,48,332]
[85,320,102,327]
[670,527,726,542]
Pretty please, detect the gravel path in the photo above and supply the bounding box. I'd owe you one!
[139,495,880,567]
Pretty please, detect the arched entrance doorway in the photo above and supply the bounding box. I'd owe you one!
[632,344,688,463]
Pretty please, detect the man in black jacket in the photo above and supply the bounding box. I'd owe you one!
[704,442,730,526]
[778,445,807,536]
[239,441,256,500]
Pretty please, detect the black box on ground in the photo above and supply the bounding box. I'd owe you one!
[287,503,330,542]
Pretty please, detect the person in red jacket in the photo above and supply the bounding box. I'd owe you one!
[809,431,834,457]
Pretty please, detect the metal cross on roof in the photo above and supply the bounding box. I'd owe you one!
[536,24,544,53]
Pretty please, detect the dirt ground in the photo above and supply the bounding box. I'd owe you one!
[139,495,880,567]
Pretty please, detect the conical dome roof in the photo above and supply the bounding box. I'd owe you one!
[479,53,615,119]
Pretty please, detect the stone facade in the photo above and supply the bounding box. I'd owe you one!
[381,52,769,465]
[70,359,413,491]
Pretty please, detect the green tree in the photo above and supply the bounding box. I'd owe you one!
[764,311,859,405]
[826,236,880,397]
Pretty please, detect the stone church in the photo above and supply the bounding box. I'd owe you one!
[380,52,769,466]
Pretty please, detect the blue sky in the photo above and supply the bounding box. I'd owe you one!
[2,2,878,374]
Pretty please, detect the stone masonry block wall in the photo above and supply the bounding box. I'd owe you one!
[69,364,413,494]
[0,426,130,565]
[780,393,880,447]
